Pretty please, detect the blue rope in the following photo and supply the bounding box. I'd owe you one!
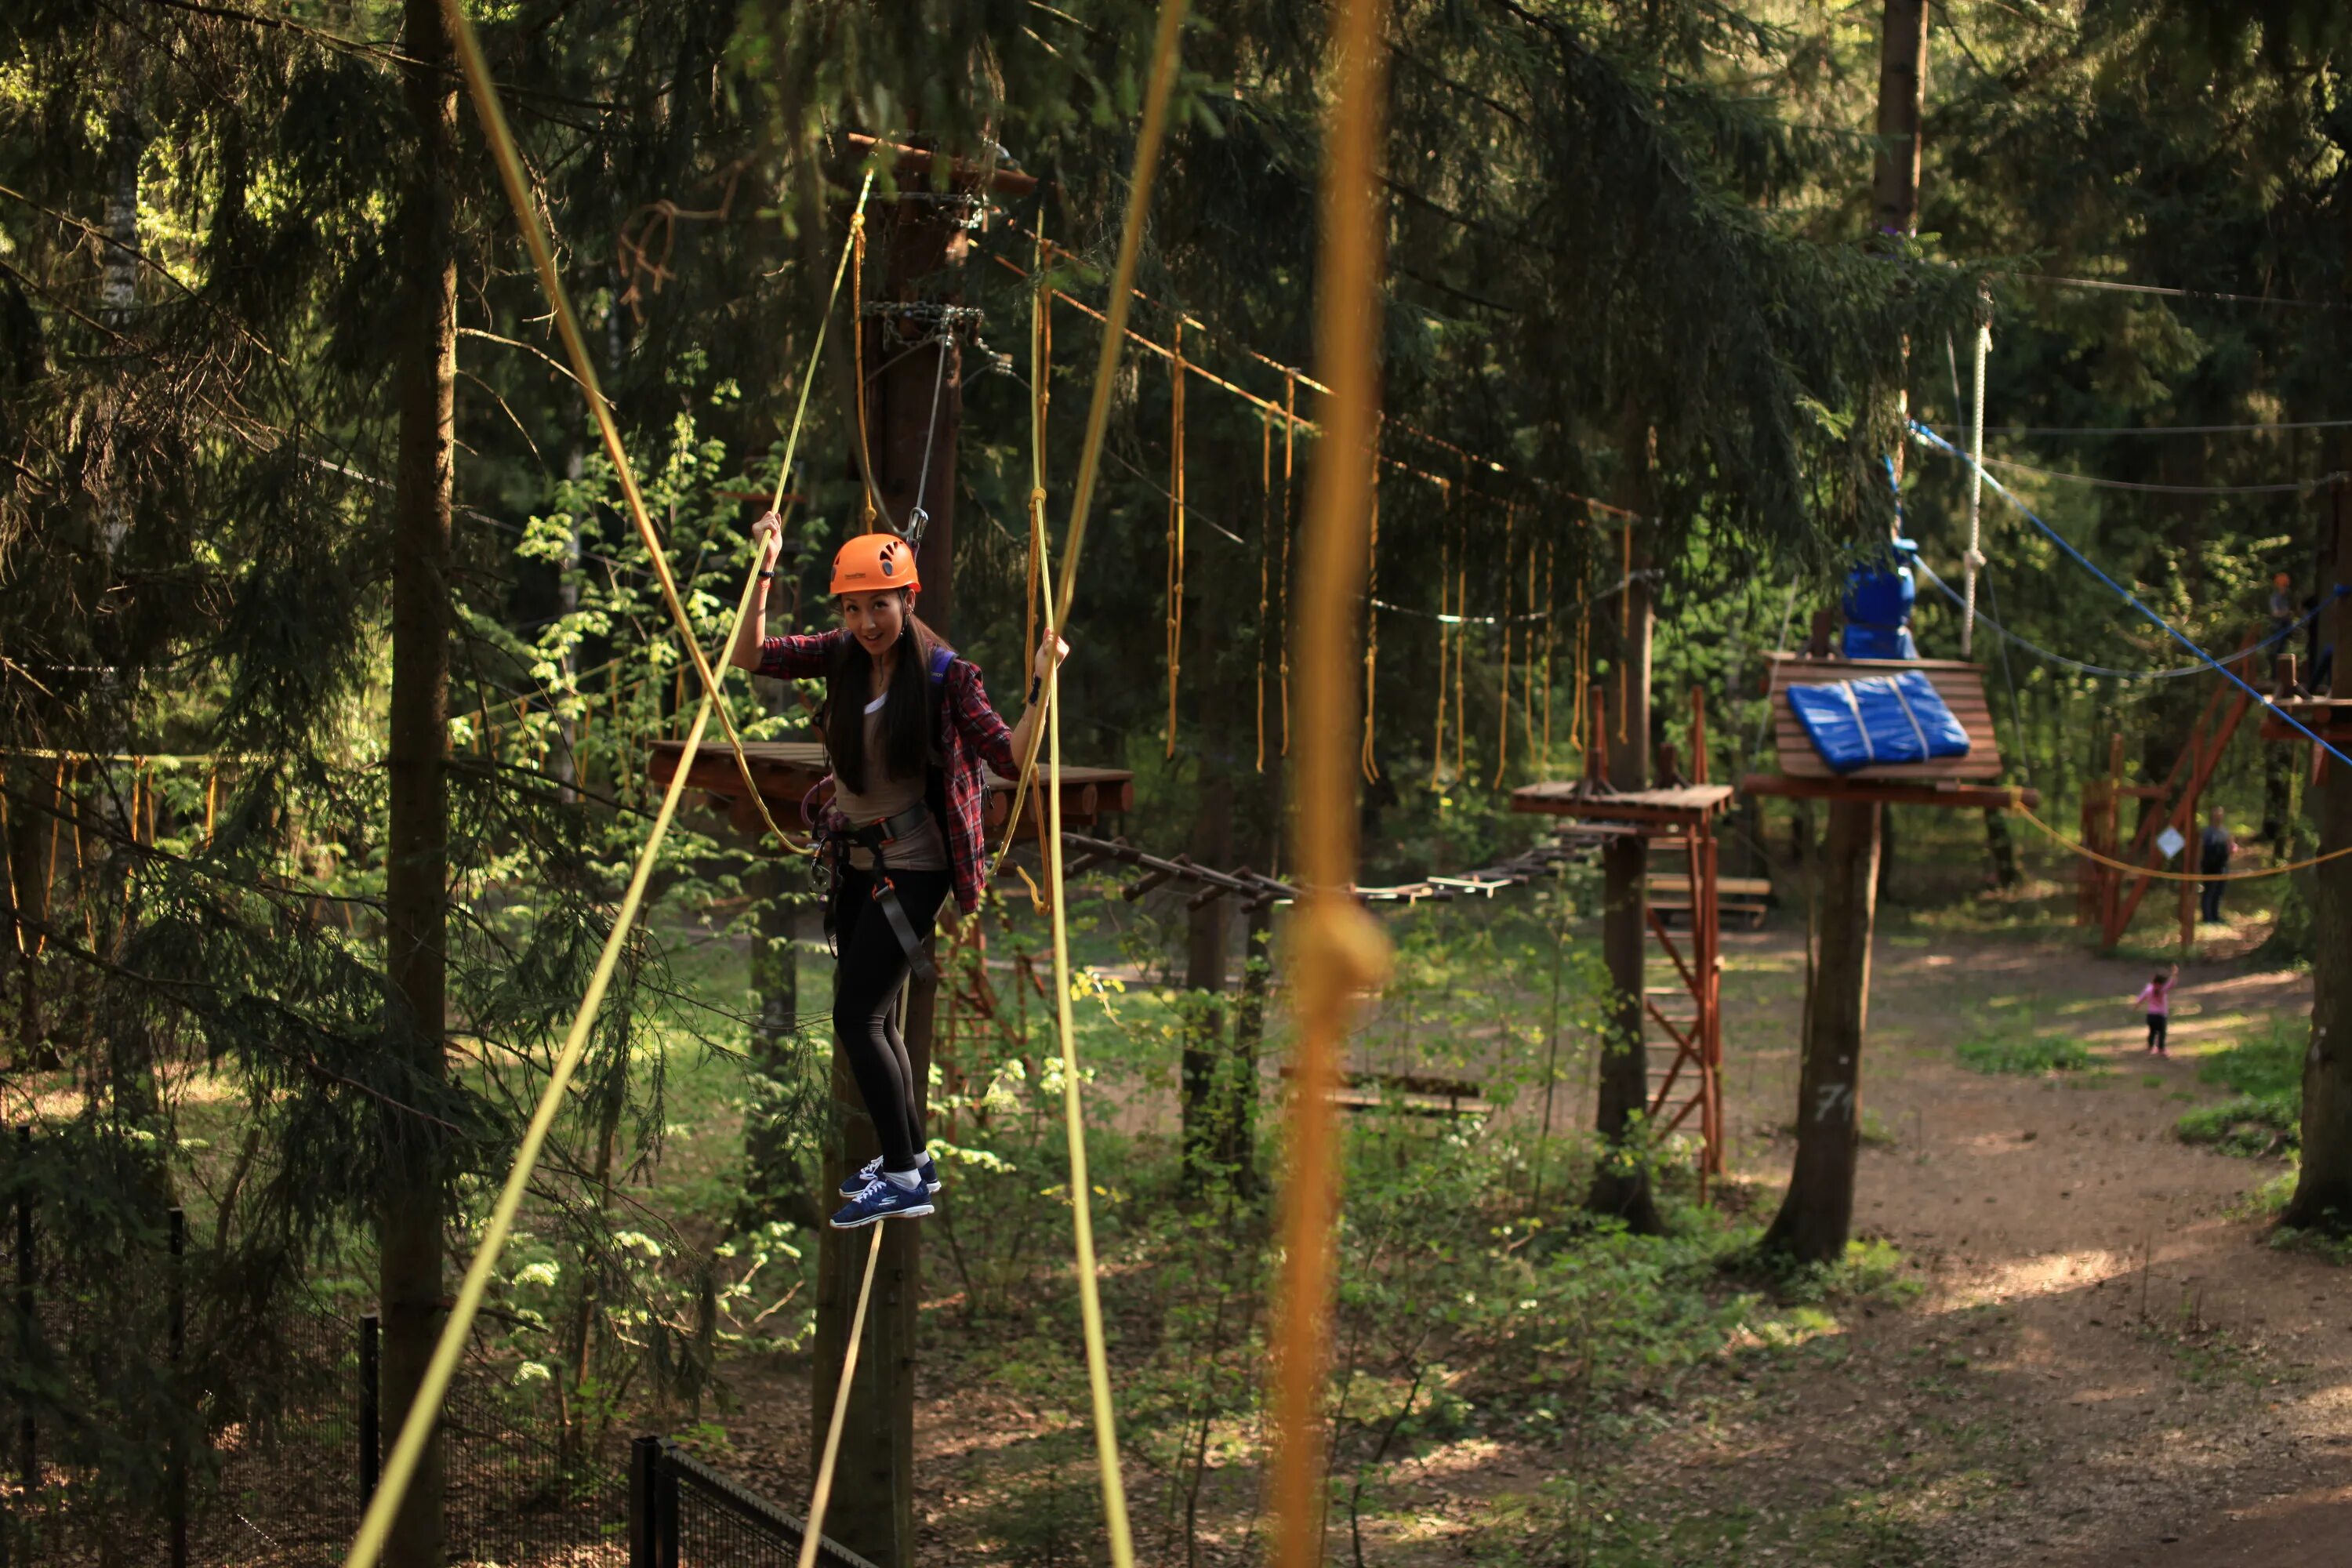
[1910,419,2352,769]
[1911,554,2337,681]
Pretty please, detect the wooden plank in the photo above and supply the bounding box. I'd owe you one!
[1759,651,2009,782]
[1740,772,2038,811]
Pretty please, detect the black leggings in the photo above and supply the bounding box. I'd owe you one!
[2147,1013,2168,1053]
[832,866,951,1173]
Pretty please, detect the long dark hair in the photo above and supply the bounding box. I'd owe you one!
[824,602,948,794]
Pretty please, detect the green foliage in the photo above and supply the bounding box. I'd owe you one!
[1955,1015,2098,1076]
[2176,1016,2304,1158]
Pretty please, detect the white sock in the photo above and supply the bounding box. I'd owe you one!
[880,1167,923,1192]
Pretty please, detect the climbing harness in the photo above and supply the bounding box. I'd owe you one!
[808,642,956,983]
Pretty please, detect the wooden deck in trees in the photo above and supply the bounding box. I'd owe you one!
[647,739,1134,839]
[1740,652,2039,810]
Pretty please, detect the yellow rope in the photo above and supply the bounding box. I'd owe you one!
[1430,499,1449,789]
[1541,541,1555,764]
[0,766,18,957]
[1492,507,1513,788]
[2006,792,2352,881]
[1360,428,1380,783]
[1617,524,1631,745]
[1166,318,1186,759]
[1258,416,1272,775]
[1281,372,1296,758]
[853,216,877,529]
[343,695,719,1568]
[341,13,866,1567]
[795,1228,884,1568]
[985,11,1194,1568]
[1520,540,1536,764]
[451,0,868,862]
[988,224,1058,877]
[1274,0,1393,1561]
[1453,553,1467,782]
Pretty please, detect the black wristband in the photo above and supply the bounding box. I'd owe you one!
[1029,675,1044,702]
[757,569,775,581]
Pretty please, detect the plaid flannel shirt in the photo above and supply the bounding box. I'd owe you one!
[757,629,1018,916]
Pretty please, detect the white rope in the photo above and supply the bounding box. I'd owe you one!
[1962,318,1988,658]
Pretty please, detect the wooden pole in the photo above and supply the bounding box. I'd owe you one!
[1587,445,1661,1232]
[1763,798,1880,1261]
[1767,0,1926,1264]
[811,169,968,1568]
[382,4,456,1561]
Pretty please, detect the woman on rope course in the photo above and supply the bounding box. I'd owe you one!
[732,515,1069,1229]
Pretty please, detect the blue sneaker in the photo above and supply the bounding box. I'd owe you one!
[830,1176,935,1229]
[839,1153,940,1198]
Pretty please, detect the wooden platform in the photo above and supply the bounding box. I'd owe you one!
[2260,697,2352,746]
[1279,1066,1490,1119]
[1740,652,2038,809]
[1648,872,1770,928]
[1510,782,1734,829]
[648,739,1132,838]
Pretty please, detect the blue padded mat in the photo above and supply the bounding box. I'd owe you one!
[1786,670,1972,774]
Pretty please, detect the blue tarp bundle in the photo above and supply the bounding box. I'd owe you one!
[1787,670,1972,774]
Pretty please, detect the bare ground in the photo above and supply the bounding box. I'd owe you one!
[702,909,2346,1566]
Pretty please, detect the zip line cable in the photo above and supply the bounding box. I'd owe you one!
[1912,555,2339,681]
[341,13,870,1567]
[1909,420,2352,771]
[455,0,875,866]
[1973,450,2346,495]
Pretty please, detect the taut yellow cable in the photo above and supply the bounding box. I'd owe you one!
[447,0,869,862]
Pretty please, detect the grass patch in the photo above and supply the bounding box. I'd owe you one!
[2176,1017,2302,1158]
[1955,1014,2096,1076]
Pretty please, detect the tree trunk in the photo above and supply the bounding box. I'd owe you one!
[1587,499,1661,1232]
[742,854,817,1231]
[1180,777,1236,1185]
[1765,799,1880,1262]
[1982,808,2018,888]
[811,183,962,1568]
[1870,0,1929,240]
[380,2,457,1563]
[1224,896,1273,1193]
[2286,481,2352,1232]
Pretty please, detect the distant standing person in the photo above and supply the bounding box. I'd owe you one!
[2268,573,2299,683]
[2133,964,2180,1057]
[2198,805,2235,924]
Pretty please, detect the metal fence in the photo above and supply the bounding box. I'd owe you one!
[629,1439,875,1568]
[4,1130,865,1568]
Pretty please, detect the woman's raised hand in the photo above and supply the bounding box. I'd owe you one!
[750,510,785,572]
[1033,633,1071,684]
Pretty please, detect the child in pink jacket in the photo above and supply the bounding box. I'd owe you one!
[2132,964,2180,1057]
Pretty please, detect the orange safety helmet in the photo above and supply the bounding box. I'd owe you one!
[830,532,920,597]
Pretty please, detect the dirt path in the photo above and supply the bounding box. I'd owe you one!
[1711,923,2350,1566]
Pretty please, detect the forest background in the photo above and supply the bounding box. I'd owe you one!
[5,1,2352,1565]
